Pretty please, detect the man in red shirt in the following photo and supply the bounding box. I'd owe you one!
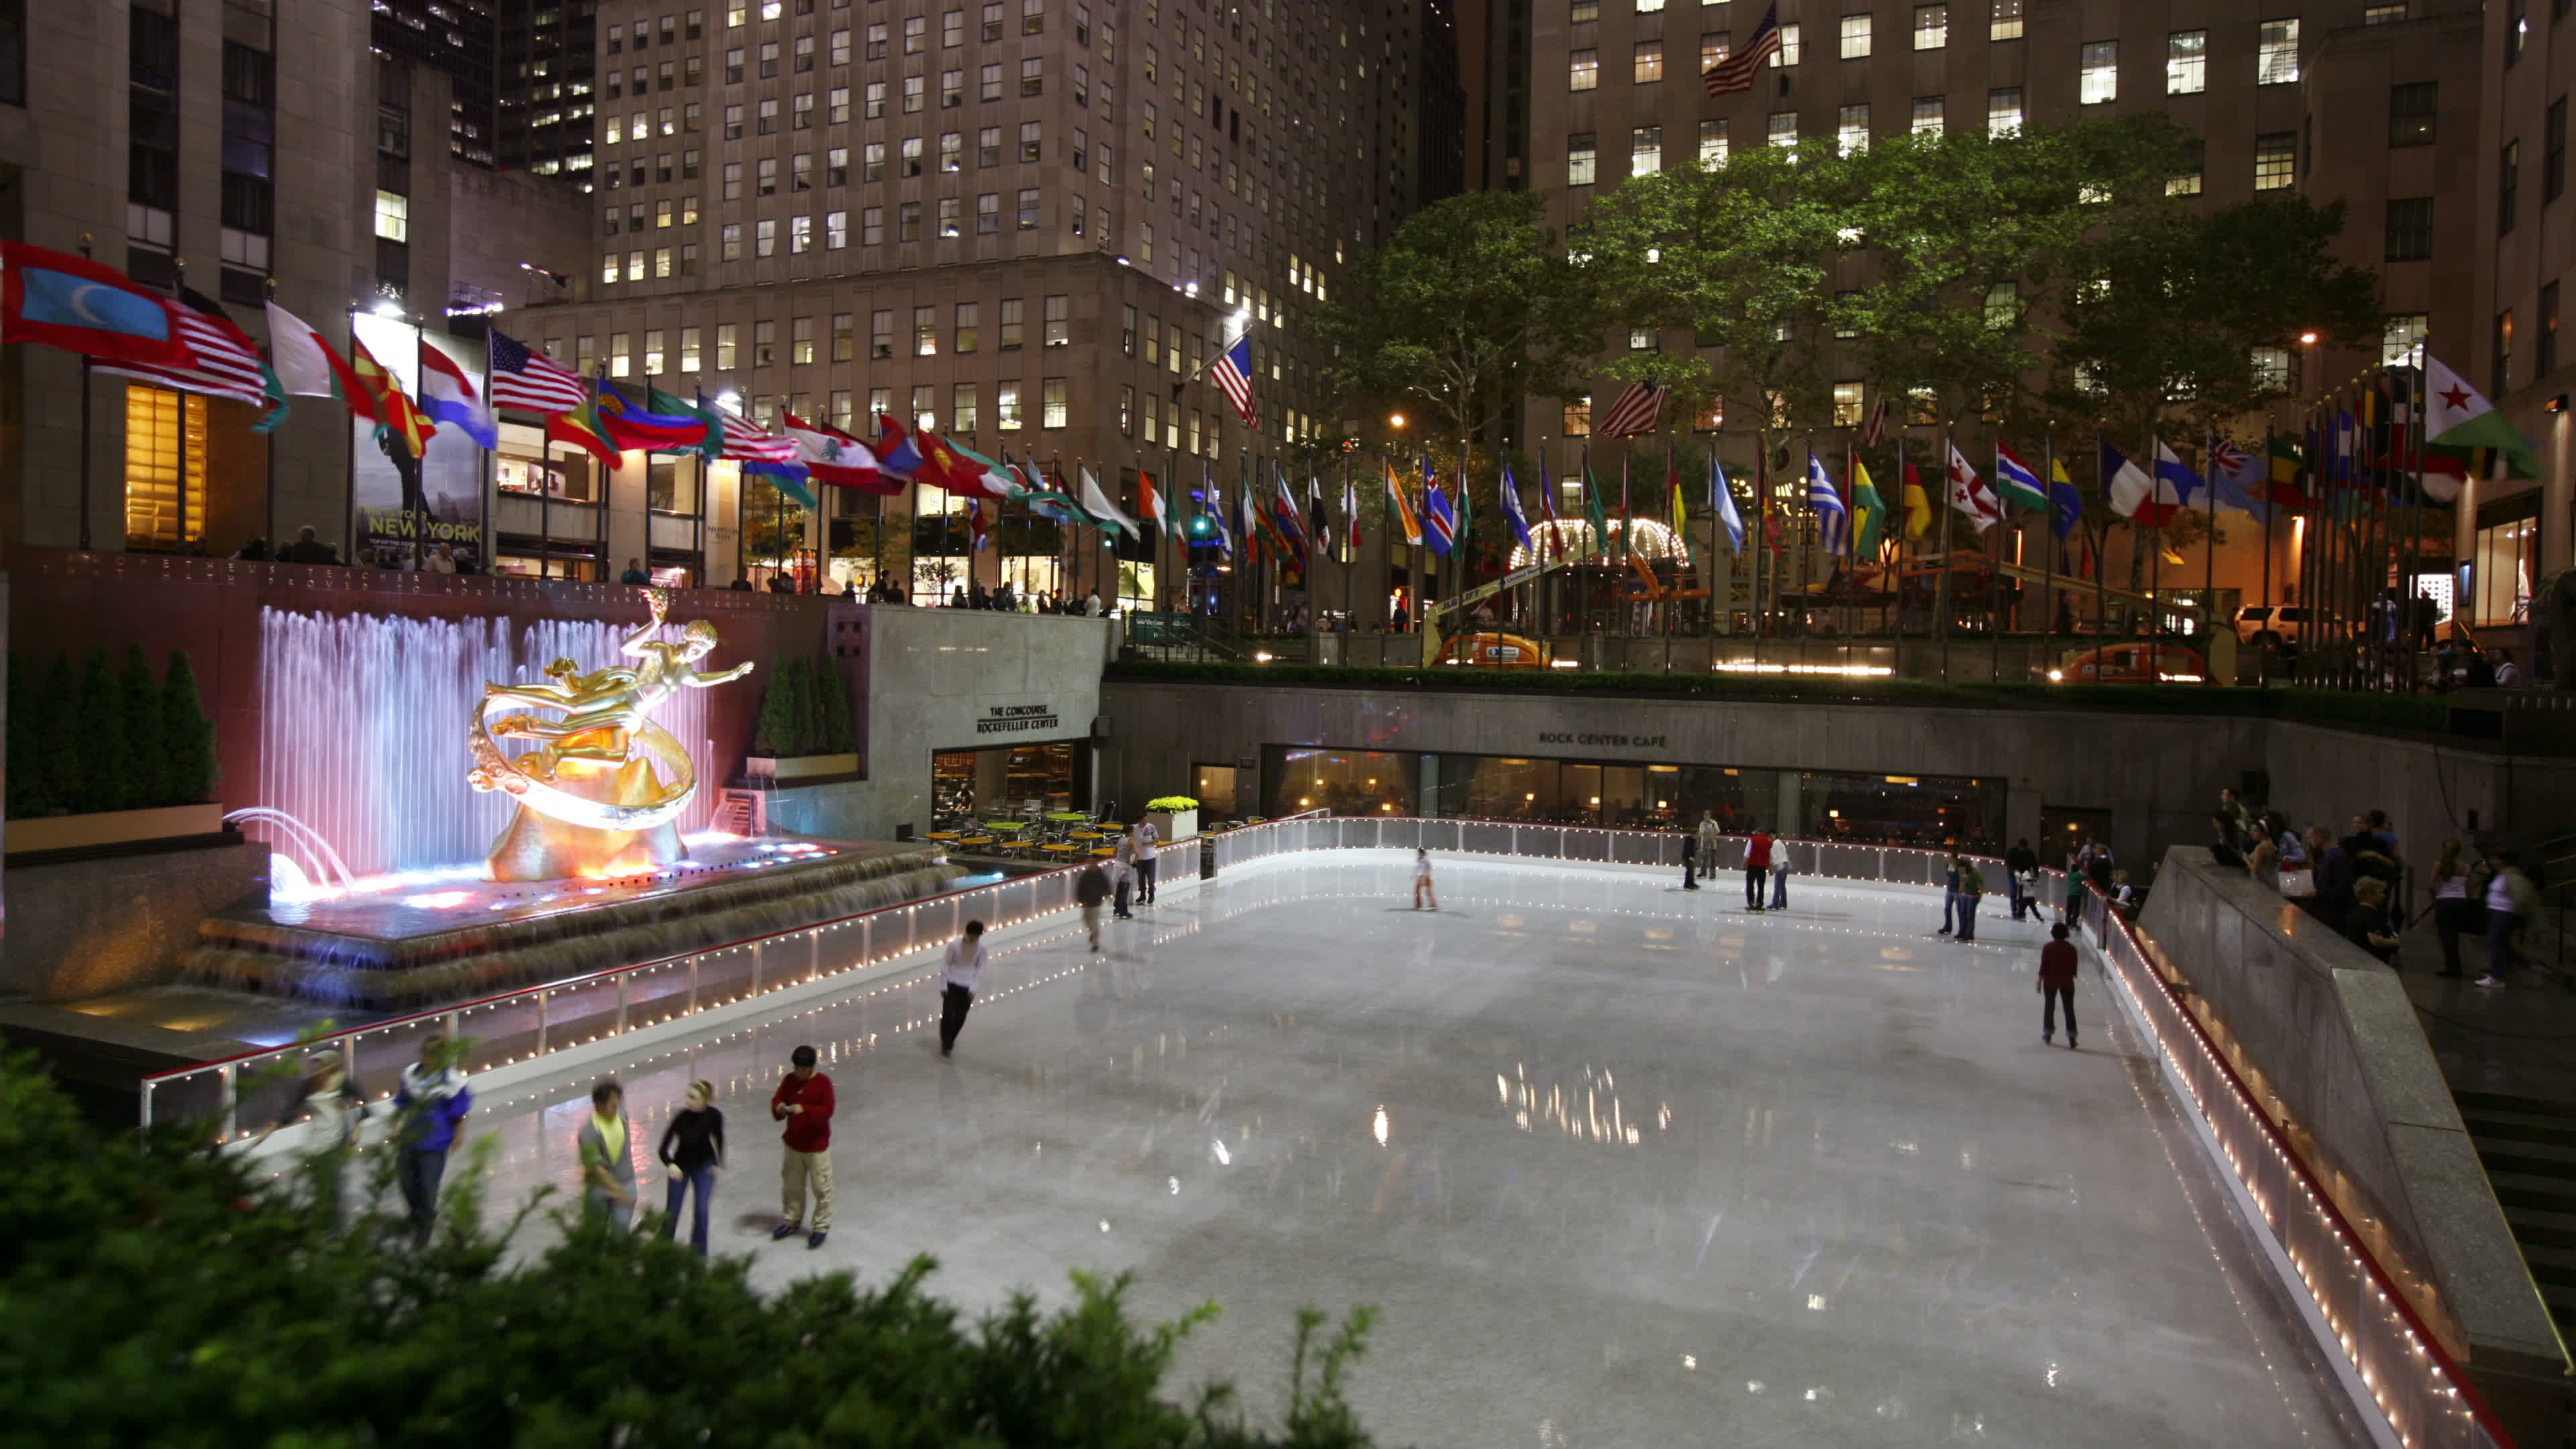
[2038,922,2080,1050]
[1745,829,1774,912]
[770,1044,835,1248]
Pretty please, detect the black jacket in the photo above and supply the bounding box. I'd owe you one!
[1075,865,1110,906]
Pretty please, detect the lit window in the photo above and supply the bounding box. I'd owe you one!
[1986,87,2023,137]
[1776,23,1801,64]
[1913,4,1945,50]
[1633,40,1662,84]
[1042,377,1068,428]
[1769,111,1798,149]
[2165,31,2204,96]
[1569,48,1598,90]
[2251,347,2290,392]
[1832,382,1864,427]
[2079,40,2116,105]
[2254,133,2295,191]
[1837,105,1869,154]
[2257,18,2299,85]
[1989,0,2021,42]
[1839,12,1871,60]
[1911,96,1943,136]
[1698,118,1729,168]
[373,190,409,242]
[1631,125,1662,175]
[1567,131,1597,186]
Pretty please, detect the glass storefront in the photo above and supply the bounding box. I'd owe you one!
[932,741,1087,820]
[1261,746,2003,850]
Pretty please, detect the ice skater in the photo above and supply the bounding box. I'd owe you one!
[1938,853,1964,934]
[394,1039,474,1248]
[657,1079,724,1257]
[1679,828,1700,890]
[1132,820,1160,904]
[1744,828,1774,911]
[576,1079,638,1230]
[769,1044,833,1248]
[1955,859,1985,942]
[2039,922,2079,1049]
[939,919,987,1055]
[1075,859,1110,950]
[1769,837,1792,910]
[1412,848,1438,910]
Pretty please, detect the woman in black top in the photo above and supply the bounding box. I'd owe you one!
[658,1080,726,1256]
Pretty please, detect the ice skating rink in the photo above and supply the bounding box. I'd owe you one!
[451,853,2371,1447]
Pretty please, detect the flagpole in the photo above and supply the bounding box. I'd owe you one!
[2041,435,2059,657]
[2257,426,2273,685]
[1936,425,1953,685]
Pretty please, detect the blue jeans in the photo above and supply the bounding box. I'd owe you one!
[2007,875,2027,919]
[1940,885,1959,932]
[2487,910,2526,977]
[397,1146,448,1246]
[1770,871,1786,909]
[662,1165,716,1255]
[1957,896,1981,941]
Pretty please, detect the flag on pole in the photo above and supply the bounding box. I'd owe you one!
[784,412,891,491]
[1943,441,1999,533]
[2153,439,2206,511]
[1595,380,1668,438]
[267,301,370,413]
[1079,465,1138,536]
[1994,442,2049,511]
[1386,462,1423,545]
[1850,458,1887,557]
[1900,461,1933,539]
[1210,333,1257,425]
[1500,459,1535,553]
[486,329,590,416]
[2265,435,2314,509]
[543,378,621,467]
[1665,449,1688,562]
[1582,461,1611,557]
[1207,470,1235,555]
[1342,470,1361,555]
[93,288,278,415]
[414,338,496,447]
[1138,467,1169,531]
[350,337,437,460]
[1272,466,1308,549]
[712,402,798,463]
[2209,437,2267,518]
[1862,394,1890,449]
[596,380,717,454]
[2048,454,2084,541]
[1424,479,1456,557]
[1709,449,1746,553]
[1702,2,1781,95]
[2425,351,2542,478]
[1806,453,1849,554]
[647,387,727,461]
[2100,438,2167,524]
[0,241,189,368]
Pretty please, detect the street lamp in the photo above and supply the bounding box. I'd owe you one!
[1389,413,1406,430]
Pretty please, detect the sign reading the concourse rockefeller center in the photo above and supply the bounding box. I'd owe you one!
[1536,731,1670,751]
[977,704,1063,736]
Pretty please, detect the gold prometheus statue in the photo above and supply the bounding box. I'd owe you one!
[468,588,755,879]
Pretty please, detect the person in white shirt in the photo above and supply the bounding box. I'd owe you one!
[1130,820,1160,904]
[1768,838,1792,910]
[1412,848,1438,910]
[938,920,987,1058]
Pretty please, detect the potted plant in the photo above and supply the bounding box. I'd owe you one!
[743,657,861,782]
[1144,795,1198,843]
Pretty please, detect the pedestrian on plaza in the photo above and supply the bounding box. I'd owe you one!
[2245,821,2281,892]
[2346,878,2402,966]
[1132,818,1160,904]
[1109,829,1135,917]
[2039,922,2080,1049]
[1939,852,1964,935]
[2475,849,2541,988]
[1076,859,1111,950]
[1955,859,1986,941]
[939,920,988,1057]
[1679,825,1700,891]
[657,1079,725,1257]
[2004,837,2039,920]
[1744,827,1774,911]
[576,1079,639,1231]
[2307,826,2356,935]
[393,1041,474,1248]
[2429,839,2475,979]
[2218,788,2253,847]
[2064,841,2092,920]
[1769,837,1792,910]
[620,558,650,586]
[1084,588,1104,616]
[1412,848,1438,910]
[769,1044,834,1248]
[272,1052,364,1150]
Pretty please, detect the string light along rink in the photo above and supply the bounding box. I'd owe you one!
[439,853,2377,1449]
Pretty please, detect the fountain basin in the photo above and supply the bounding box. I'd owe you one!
[180,837,965,1010]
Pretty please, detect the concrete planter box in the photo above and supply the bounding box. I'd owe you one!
[745,752,860,782]
[1145,808,1197,843]
[5,802,229,856]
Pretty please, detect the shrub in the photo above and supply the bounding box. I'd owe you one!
[1147,796,1201,812]
[0,1049,1382,1446]
[160,651,218,805]
[72,647,128,814]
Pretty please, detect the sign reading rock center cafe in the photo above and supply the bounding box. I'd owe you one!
[1537,731,1670,751]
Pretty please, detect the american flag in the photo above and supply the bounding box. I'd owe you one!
[1594,380,1668,438]
[1861,394,1888,448]
[718,406,798,462]
[95,290,272,409]
[487,329,589,415]
[1210,332,1256,426]
[1703,3,1782,97]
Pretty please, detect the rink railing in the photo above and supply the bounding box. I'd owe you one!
[2074,884,2517,1449]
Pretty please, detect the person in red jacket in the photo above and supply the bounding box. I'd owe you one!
[2038,922,2080,1050]
[769,1044,834,1248]
[1744,829,1774,912]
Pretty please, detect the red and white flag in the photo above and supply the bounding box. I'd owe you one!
[1861,394,1888,449]
[1944,441,2000,534]
[784,411,885,490]
[97,292,272,410]
[717,407,797,462]
[1138,467,1169,529]
[1594,380,1668,438]
[1703,3,1782,97]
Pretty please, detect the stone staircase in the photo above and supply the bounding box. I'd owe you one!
[2456,1089,2576,1342]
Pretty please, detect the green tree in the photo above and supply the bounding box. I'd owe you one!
[0,1049,1380,1446]
[751,656,802,756]
[117,645,163,808]
[816,656,859,752]
[1317,189,1596,459]
[1579,140,1854,457]
[35,654,80,817]
[160,651,218,806]
[74,649,129,814]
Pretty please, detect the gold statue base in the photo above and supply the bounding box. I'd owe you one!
[485,757,688,882]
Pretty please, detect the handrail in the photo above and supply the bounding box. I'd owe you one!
[2076,880,2518,1449]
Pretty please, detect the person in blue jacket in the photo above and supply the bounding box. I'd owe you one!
[394,1040,475,1247]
